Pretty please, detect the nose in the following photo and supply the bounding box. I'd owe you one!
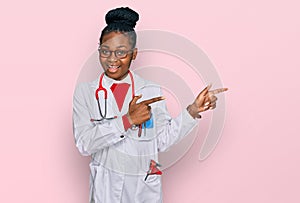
[107,51,118,62]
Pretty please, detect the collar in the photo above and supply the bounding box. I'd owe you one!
[91,70,160,92]
[102,71,132,88]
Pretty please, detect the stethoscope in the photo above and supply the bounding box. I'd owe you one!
[90,70,145,137]
[90,70,135,121]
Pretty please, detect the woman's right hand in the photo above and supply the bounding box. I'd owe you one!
[127,95,165,125]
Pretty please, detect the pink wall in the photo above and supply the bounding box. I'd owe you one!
[1,0,299,202]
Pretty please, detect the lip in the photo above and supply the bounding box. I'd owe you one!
[107,65,120,73]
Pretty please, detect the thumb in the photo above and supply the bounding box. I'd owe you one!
[199,83,212,96]
[196,84,212,102]
[130,94,142,105]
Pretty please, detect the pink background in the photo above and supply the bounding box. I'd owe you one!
[1,0,299,202]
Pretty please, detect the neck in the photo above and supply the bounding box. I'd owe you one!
[105,70,130,81]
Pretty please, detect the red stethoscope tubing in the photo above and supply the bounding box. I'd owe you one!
[91,70,143,136]
[91,70,135,121]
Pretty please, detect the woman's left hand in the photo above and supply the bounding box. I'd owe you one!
[187,84,228,119]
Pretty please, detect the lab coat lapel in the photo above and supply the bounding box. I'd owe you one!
[103,76,122,118]
[131,72,147,93]
[99,73,134,118]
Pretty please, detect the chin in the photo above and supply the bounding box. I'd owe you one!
[107,70,129,80]
[105,72,121,80]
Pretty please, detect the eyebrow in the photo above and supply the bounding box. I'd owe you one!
[116,45,127,48]
[100,45,128,49]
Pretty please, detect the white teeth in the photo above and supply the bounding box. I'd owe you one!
[108,65,119,69]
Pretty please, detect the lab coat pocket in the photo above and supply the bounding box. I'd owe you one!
[136,175,162,202]
[138,113,157,141]
[144,174,159,183]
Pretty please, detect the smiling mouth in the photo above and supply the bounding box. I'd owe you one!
[107,65,120,73]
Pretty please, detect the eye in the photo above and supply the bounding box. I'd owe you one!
[100,49,110,55]
[115,50,126,56]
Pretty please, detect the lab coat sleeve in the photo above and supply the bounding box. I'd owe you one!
[72,83,125,156]
[155,90,199,152]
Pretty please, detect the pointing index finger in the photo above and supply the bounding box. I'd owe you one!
[141,96,165,105]
[209,88,228,95]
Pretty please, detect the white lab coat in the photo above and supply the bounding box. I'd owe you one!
[73,72,198,203]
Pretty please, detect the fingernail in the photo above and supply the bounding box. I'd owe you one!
[205,102,210,106]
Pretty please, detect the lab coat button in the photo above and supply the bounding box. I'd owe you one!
[120,135,125,138]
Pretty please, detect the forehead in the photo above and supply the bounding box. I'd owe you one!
[101,32,131,48]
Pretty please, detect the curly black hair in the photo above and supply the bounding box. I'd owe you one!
[99,7,139,48]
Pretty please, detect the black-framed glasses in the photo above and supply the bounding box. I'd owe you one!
[98,48,134,59]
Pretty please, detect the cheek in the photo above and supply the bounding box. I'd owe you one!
[121,58,132,66]
[99,57,106,66]
[99,56,104,62]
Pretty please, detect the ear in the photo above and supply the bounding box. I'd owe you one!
[132,48,138,60]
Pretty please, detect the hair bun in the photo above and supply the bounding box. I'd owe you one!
[105,7,139,28]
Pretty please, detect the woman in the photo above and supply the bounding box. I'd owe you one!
[73,7,227,203]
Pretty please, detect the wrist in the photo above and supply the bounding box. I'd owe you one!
[126,113,134,125]
[126,113,139,130]
[187,104,201,119]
